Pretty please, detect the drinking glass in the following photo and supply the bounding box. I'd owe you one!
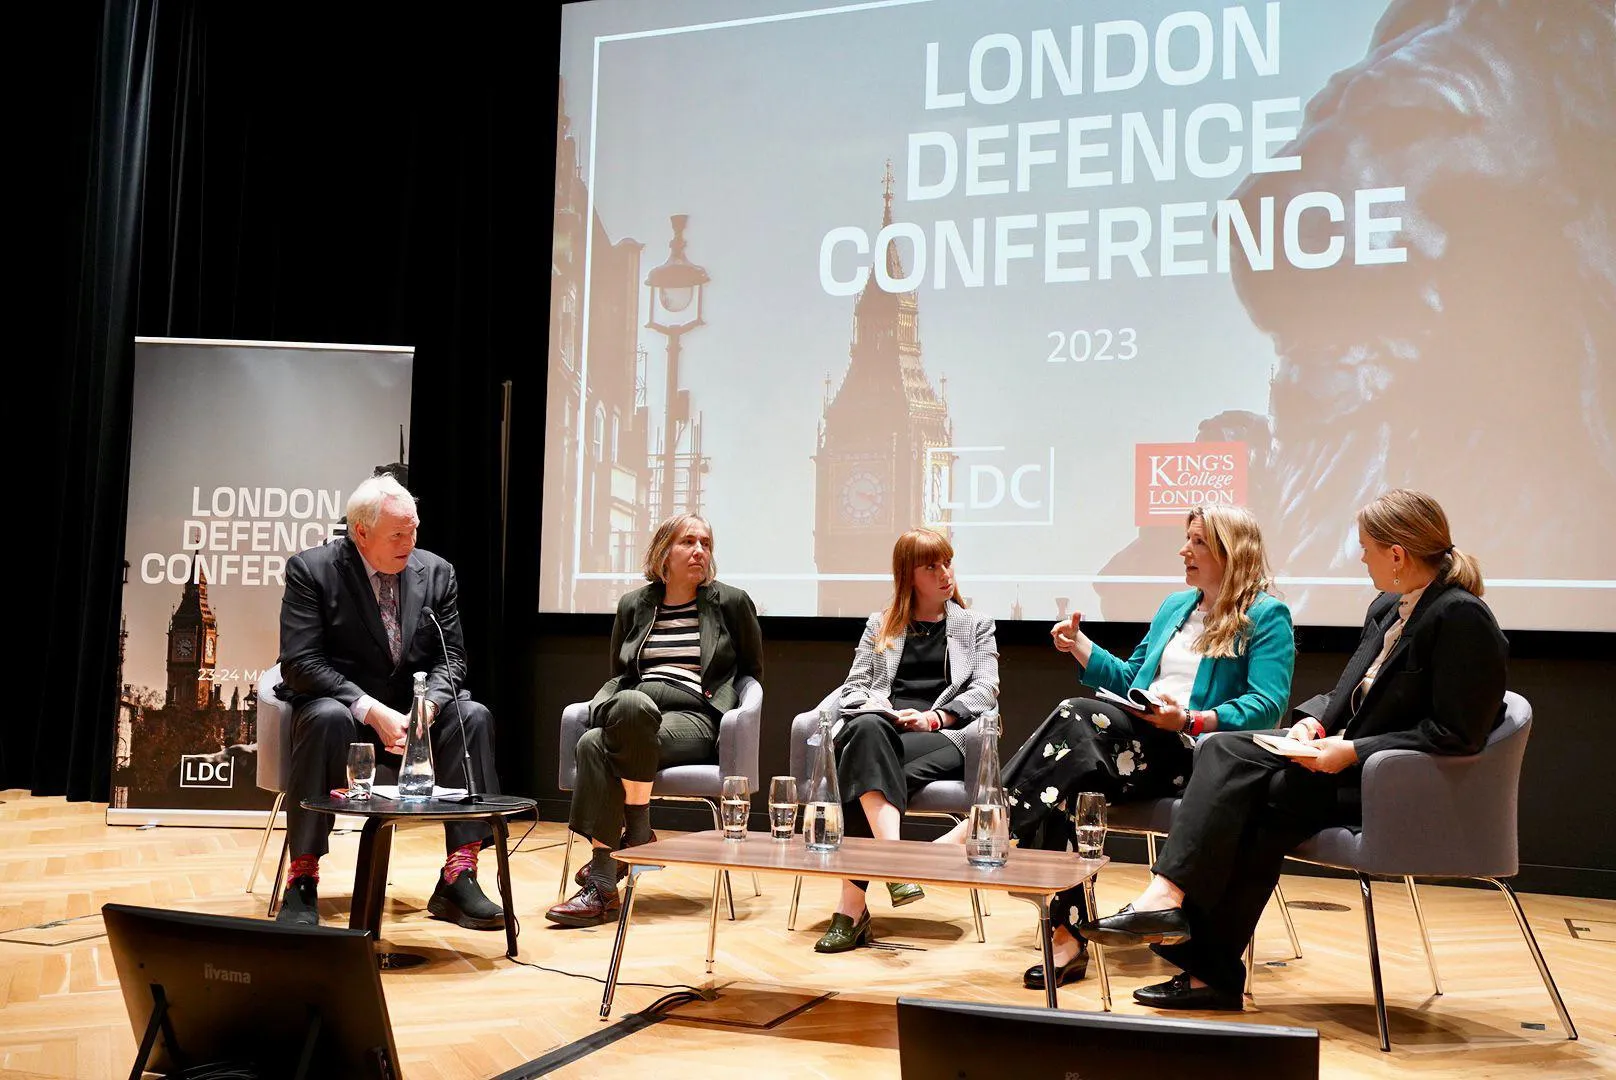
[767,775,798,841]
[345,742,376,799]
[1073,791,1107,859]
[720,775,750,840]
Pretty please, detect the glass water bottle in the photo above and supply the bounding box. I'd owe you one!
[397,671,436,799]
[802,706,844,851]
[965,712,1010,868]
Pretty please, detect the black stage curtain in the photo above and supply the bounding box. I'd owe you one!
[18,1,561,799]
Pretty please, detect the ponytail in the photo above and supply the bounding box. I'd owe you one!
[1441,546,1485,597]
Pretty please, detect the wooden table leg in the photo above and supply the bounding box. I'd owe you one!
[600,864,654,1019]
[491,815,517,958]
[706,868,724,974]
[351,818,395,939]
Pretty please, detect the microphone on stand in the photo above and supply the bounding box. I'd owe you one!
[423,606,479,804]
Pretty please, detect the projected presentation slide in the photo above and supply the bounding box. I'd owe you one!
[542,0,1615,630]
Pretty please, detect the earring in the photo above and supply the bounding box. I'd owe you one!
[1393,571,1401,589]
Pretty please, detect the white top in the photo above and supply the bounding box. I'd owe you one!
[1352,584,1428,710]
[1148,607,1206,707]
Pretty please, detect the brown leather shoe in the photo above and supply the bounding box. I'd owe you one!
[574,832,658,888]
[545,882,622,928]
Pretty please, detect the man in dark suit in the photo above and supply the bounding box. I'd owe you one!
[275,474,503,929]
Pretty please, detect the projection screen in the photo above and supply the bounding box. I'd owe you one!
[542,0,1615,630]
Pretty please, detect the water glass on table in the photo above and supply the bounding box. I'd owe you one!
[1073,791,1107,859]
[345,742,376,799]
[767,775,798,840]
[720,775,750,840]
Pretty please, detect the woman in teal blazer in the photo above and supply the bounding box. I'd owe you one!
[995,505,1294,990]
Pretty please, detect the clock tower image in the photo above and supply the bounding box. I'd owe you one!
[165,561,219,711]
[813,164,953,616]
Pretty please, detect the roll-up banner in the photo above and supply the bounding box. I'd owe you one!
[110,338,414,827]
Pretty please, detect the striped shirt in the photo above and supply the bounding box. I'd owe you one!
[640,601,704,693]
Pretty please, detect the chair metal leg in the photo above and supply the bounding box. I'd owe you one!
[1405,876,1442,996]
[246,792,285,893]
[557,829,576,903]
[787,875,803,930]
[1487,877,1578,1041]
[1145,832,1158,865]
[968,889,986,943]
[1275,881,1303,959]
[1358,874,1391,1052]
[1244,937,1255,997]
[266,834,290,917]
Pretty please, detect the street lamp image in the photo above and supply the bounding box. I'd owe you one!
[645,214,710,520]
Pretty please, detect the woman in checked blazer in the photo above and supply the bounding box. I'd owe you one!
[810,527,1000,954]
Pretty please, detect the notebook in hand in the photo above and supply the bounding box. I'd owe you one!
[1094,686,1168,714]
[841,704,904,722]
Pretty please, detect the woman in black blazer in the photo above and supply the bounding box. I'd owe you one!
[546,512,764,928]
[1082,490,1507,1010]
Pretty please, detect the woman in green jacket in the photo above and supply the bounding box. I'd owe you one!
[954,504,1294,990]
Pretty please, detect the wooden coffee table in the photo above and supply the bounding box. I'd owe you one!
[600,830,1109,1017]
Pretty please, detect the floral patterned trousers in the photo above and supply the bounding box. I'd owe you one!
[1003,696,1193,848]
[1001,695,1195,933]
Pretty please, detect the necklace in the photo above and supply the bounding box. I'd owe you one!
[910,617,943,637]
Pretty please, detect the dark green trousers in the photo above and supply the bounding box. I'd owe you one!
[568,681,718,846]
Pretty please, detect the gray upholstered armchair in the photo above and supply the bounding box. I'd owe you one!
[555,675,764,914]
[1288,690,1577,1050]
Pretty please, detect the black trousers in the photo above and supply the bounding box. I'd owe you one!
[835,713,963,822]
[1005,696,1193,932]
[568,681,718,846]
[286,693,501,859]
[835,714,963,890]
[1151,731,1354,993]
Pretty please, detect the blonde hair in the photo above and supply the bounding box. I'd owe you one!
[1190,505,1276,659]
[642,512,716,585]
[876,528,963,652]
[1357,489,1484,596]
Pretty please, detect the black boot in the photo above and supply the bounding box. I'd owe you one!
[276,876,320,927]
[428,870,505,930]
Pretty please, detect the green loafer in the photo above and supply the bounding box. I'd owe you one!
[886,881,926,908]
[814,909,872,953]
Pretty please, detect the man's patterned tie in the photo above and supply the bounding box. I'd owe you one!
[377,572,403,665]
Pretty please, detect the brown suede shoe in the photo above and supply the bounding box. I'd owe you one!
[545,882,622,928]
[574,832,658,888]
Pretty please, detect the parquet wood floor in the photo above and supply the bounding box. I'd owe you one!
[1,791,1610,1079]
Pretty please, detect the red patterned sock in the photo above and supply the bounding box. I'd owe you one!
[442,842,480,885]
[288,854,319,885]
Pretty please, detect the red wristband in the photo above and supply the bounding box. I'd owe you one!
[1185,711,1207,738]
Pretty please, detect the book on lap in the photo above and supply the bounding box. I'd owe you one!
[1251,733,1323,759]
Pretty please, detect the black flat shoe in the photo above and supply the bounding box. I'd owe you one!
[1023,946,1088,989]
[1082,903,1192,947]
[1133,972,1243,1012]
